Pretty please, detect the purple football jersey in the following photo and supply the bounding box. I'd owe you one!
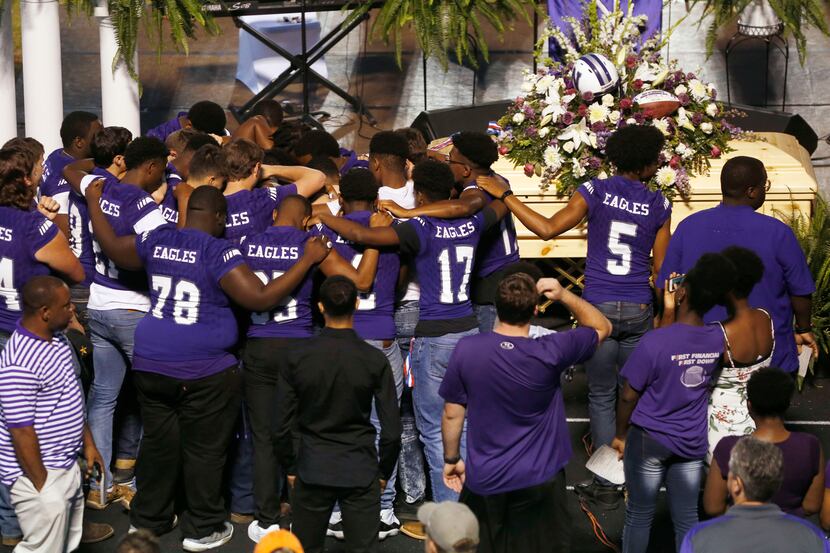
[68,167,116,287]
[146,111,187,142]
[0,207,59,332]
[440,328,597,494]
[463,177,520,278]
[397,214,486,323]
[224,184,297,245]
[39,149,74,215]
[621,323,724,459]
[578,176,671,305]
[91,181,165,293]
[338,148,369,176]
[319,211,400,340]
[243,225,316,338]
[133,226,244,379]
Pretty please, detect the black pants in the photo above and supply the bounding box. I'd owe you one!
[292,478,380,553]
[131,366,241,539]
[242,336,305,526]
[460,470,571,553]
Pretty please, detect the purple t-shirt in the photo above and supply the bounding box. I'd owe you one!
[319,211,400,340]
[146,111,187,142]
[0,208,59,332]
[714,433,820,516]
[462,178,520,279]
[224,184,297,245]
[68,167,117,287]
[578,176,671,305]
[243,225,317,339]
[621,323,724,459]
[440,328,598,494]
[657,204,814,372]
[393,212,492,334]
[91,181,162,293]
[339,148,369,175]
[133,226,244,379]
[39,149,74,217]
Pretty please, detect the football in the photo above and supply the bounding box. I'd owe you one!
[633,90,681,118]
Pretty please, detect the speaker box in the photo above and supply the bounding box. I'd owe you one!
[410,101,512,142]
[725,104,818,155]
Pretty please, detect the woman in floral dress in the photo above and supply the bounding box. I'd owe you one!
[707,246,774,461]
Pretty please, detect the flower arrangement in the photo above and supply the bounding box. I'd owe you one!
[496,0,752,200]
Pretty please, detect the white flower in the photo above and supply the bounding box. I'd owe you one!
[653,118,670,136]
[608,110,621,124]
[521,80,534,93]
[558,118,597,151]
[597,170,609,180]
[626,118,638,125]
[539,127,550,138]
[701,122,714,134]
[675,143,688,156]
[674,84,688,96]
[588,103,610,124]
[602,94,615,107]
[655,166,677,187]
[543,146,563,171]
[688,79,709,101]
[572,158,587,178]
[535,75,556,95]
[705,103,718,117]
[675,108,694,131]
[562,141,576,153]
[513,112,525,125]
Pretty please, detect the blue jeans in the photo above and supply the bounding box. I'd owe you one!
[367,340,404,512]
[473,304,497,334]
[411,328,477,502]
[87,308,145,487]
[394,301,426,504]
[0,332,21,538]
[585,302,652,457]
[623,426,703,553]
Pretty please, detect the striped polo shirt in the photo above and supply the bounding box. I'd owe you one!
[0,324,85,486]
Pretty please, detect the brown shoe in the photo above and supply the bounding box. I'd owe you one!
[1,535,22,547]
[230,512,254,524]
[114,483,135,510]
[81,521,114,544]
[400,521,426,540]
[85,484,135,510]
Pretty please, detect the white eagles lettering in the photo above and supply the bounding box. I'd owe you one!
[434,221,475,239]
[602,193,649,216]
[161,207,179,223]
[227,212,250,227]
[0,227,12,242]
[99,198,121,217]
[245,244,300,260]
[152,246,197,264]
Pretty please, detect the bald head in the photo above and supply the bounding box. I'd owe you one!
[721,156,766,199]
[186,186,228,237]
[22,276,68,315]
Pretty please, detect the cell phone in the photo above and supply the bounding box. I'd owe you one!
[667,274,685,292]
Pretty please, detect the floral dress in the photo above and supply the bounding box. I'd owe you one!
[707,309,775,462]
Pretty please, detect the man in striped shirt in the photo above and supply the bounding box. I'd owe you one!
[0,276,103,553]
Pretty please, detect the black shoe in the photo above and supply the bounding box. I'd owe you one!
[575,479,624,509]
[326,521,344,540]
[394,499,425,522]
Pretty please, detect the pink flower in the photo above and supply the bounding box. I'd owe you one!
[516,97,525,106]
[524,163,534,177]
[561,112,575,125]
[577,104,588,117]
[625,55,637,68]
[633,79,644,91]
[619,98,633,110]
[670,155,681,168]
[710,146,721,158]
[582,91,595,102]
[498,146,509,155]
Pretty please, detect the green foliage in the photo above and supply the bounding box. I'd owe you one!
[687,0,830,65]
[777,194,830,359]
[346,0,536,69]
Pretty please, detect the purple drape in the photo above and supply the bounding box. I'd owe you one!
[547,0,663,59]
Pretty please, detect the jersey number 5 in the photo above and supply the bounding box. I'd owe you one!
[607,221,637,276]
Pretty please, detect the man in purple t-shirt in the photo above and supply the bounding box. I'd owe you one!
[440,273,609,553]
[83,185,330,551]
[657,156,816,373]
[317,160,507,503]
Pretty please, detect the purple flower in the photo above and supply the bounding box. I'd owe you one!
[687,72,697,81]
[692,112,704,126]
[562,112,575,125]
[588,157,602,169]
[678,93,691,106]
[591,122,606,132]
[664,77,675,89]
[582,91,595,102]
[710,88,717,100]
[526,126,538,137]
[633,112,645,124]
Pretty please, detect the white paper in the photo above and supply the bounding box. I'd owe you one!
[798,347,813,379]
[586,445,625,485]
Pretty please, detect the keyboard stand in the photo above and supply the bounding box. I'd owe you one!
[229,9,377,127]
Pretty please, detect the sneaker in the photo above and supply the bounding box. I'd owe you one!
[326,521,345,540]
[247,520,279,544]
[1,535,22,547]
[379,509,400,540]
[575,479,624,509]
[230,512,254,524]
[400,520,426,540]
[129,515,178,536]
[81,521,114,544]
[182,522,234,552]
[113,459,136,484]
[86,483,135,510]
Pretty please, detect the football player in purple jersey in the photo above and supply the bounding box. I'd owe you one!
[40,111,102,237]
[221,139,325,244]
[379,131,519,332]
[158,132,217,226]
[84,183,331,551]
[317,169,405,538]
[146,100,227,143]
[241,193,383,544]
[317,159,507,503]
[479,125,672,503]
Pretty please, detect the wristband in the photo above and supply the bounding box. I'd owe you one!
[444,455,462,465]
[795,325,812,334]
[499,189,514,202]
